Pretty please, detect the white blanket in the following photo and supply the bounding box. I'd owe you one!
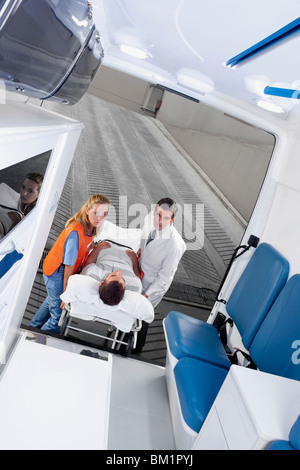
[0,182,19,209]
[95,220,142,252]
[60,274,154,333]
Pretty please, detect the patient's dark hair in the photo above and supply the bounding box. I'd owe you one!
[99,280,125,306]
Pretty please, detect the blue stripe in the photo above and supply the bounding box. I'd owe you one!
[264,86,300,99]
[226,17,300,67]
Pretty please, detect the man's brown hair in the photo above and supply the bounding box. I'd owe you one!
[99,279,125,306]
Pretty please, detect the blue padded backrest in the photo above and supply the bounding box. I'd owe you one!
[250,274,300,381]
[226,243,289,350]
[268,440,294,450]
[268,415,300,450]
[289,415,300,450]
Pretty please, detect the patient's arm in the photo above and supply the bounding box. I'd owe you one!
[126,250,141,278]
[85,241,111,266]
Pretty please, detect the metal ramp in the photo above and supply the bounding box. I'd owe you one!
[22,94,244,364]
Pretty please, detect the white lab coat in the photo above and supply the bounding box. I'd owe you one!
[139,212,186,307]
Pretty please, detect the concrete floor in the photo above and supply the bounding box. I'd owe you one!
[23,93,245,364]
[43,94,244,296]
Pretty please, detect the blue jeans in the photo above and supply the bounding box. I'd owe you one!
[29,268,64,334]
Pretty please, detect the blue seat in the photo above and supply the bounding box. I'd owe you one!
[249,274,300,381]
[164,243,289,369]
[268,415,300,450]
[165,311,231,369]
[174,274,300,436]
[174,357,228,433]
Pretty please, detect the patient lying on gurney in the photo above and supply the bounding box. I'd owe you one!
[60,240,154,329]
[81,241,142,306]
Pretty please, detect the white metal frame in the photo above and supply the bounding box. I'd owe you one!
[60,306,142,353]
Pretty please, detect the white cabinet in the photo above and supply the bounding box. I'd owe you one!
[0,100,83,361]
[193,365,300,450]
[0,337,112,449]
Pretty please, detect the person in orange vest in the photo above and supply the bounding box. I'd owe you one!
[29,194,109,333]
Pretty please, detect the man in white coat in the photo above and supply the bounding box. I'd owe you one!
[135,197,186,351]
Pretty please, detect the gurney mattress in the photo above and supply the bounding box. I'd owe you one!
[61,274,154,333]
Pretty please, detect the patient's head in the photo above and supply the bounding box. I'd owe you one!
[99,270,126,306]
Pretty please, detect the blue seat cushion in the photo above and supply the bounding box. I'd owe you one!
[226,243,289,350]
[289,415,300,450]
[164,244,288,371]
[250,274,300,381]
[165,311,231,370]
[268,440,294,450]
[268,415,300,450]
[174,357,228,433]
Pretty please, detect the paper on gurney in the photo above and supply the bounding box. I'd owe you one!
[61,274,154,333]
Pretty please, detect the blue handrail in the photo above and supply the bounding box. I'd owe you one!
[264,86,300,99]
[226,17,300,67]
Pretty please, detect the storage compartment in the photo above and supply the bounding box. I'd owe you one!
[0,100,83,362]
[0,0,104,104]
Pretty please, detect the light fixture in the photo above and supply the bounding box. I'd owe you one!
[257,99,284,113]
[244,75,270,97]
[176,68,214,94]
[114,27,153,60]
[245,77,295,113]
[119,44,151,59]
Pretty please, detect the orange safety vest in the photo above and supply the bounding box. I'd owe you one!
[43,221,93,276]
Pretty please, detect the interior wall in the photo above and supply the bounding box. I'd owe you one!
[88,66,275,222]
[88,65,150,113]
[157,93,275,222]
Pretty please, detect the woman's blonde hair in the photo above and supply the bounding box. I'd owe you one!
[65,194,109,234]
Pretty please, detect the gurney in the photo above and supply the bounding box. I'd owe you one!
[59,274,154,354]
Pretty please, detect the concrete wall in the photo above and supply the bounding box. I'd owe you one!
[157,93,275,223]
[88,66,275,222]
[89,66,150,113]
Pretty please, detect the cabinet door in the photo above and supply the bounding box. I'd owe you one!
[0,267,23,362]
[0,101,83,361]
[192,408,228,450]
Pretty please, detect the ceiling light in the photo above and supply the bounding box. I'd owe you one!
[257,99,284,113]
[176,68,214,94]
[244,75,270,97]
[119,44,151,59]
[114,27,153,60]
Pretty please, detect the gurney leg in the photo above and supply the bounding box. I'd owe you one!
[59,309,70,336]
[110,327,121,350]
[116,332,125,350]
[61,313,141,355]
